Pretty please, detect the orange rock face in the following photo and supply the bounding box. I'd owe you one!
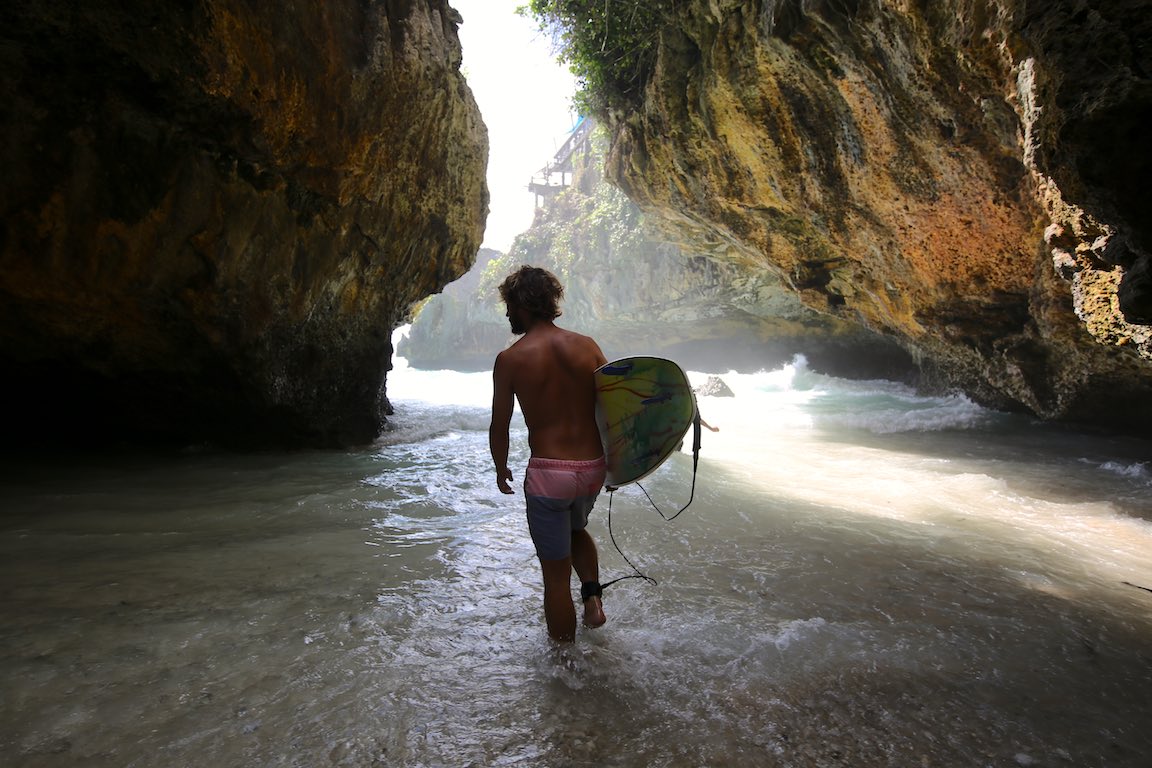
[0,0,488,447]
[604,1,1151,429]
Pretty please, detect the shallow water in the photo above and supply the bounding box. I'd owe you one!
[2,351,1151,767]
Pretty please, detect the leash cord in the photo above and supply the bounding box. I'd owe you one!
[601,488,657,589]
[600,407,702,591]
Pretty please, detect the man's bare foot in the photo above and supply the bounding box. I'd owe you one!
[582,596,606,628]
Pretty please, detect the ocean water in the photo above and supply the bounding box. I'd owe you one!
[2,330,1151,767]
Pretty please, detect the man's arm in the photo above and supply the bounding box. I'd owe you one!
[489,353,516,494]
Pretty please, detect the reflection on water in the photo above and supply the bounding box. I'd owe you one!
[2,360,1152,767]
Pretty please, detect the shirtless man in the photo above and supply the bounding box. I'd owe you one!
[488,266,608,642]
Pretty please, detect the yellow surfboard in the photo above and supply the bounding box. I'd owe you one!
[594,356,697,490]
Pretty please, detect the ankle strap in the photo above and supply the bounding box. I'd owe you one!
[580,580,602,602]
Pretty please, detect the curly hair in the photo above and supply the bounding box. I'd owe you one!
[498,265,564,320]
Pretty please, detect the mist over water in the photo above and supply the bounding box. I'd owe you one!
[2,328,1151,766]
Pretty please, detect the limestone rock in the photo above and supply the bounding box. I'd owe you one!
[399,248,510,371]
[0,0,488,447]
[602,0,1152,432]
[404,126,917,381]
[695,376,734,398]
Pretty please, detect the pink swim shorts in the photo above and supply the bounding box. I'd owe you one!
[523,456,607,561]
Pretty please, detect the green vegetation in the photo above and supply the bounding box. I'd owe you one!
[493,133,613,258]
[520,1,681,115]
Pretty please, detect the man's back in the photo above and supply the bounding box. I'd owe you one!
[495,322,606,461]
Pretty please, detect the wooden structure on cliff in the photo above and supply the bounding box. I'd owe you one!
[529,116,595,207]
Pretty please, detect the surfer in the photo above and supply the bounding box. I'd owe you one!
[489,265,609,642]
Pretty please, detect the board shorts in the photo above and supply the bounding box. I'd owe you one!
[523,456,607,561]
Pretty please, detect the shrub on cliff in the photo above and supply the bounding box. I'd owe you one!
[522,0,681,115]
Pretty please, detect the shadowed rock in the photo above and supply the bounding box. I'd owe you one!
[0,0,488,448]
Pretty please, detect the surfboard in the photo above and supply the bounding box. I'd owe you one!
[594,356,697,490]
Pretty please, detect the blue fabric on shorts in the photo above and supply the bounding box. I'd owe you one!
[523,456,606,561]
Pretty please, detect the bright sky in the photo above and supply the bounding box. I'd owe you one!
[451,0,579,252]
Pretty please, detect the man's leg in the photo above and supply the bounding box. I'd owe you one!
[539,556,576,641]
[571,529,606,628]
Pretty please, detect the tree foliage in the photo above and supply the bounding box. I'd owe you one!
[521,0,680,115]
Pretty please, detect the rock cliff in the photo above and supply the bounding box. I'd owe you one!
[602,0,1152,431]
[0,0,487,448]
[403,126,915,380]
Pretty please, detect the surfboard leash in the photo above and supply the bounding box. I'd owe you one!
[600,408,704,591]
[601,488,658,590]
[639,403,702,522]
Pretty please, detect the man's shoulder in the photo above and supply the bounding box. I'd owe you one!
[554,325,601,347]
[553,327,606,369]
[494,333,539,367]
[493,338,523,364]
[497,324,602,363]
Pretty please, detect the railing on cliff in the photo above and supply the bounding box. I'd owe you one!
[528,116,595,207]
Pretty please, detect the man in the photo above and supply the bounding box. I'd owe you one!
[488,265,608,642]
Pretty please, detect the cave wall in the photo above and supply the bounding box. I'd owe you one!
[603,0,1152,429]
[0,0,488,448]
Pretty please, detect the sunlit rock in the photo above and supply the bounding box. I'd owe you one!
[695,376,734,397]
[403,127,916,382]
[601,0,1152,432]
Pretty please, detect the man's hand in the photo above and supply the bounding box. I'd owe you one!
[496,466,515,494]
